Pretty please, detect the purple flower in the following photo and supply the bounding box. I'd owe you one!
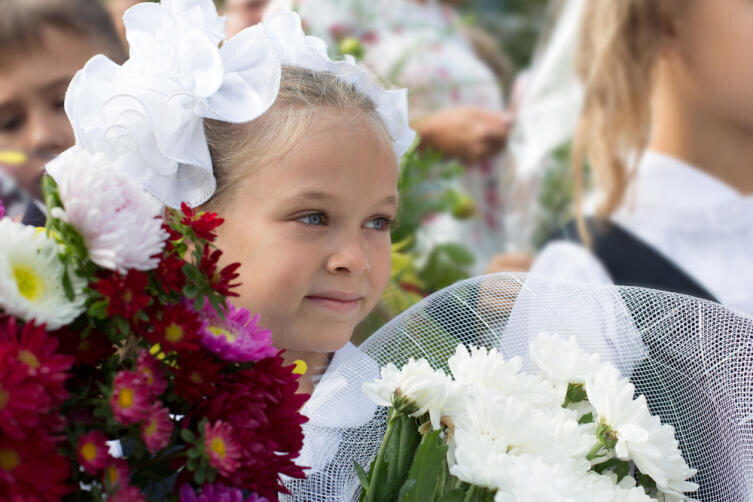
[179,483,267,502]
[0,200,5,219]
[198,301,277,362]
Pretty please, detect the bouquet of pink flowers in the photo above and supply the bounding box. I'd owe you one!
[0,152,307,501]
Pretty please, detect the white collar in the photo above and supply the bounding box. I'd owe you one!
[615,151,753,230]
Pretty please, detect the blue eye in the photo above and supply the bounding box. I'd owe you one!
[365,217,392,231]
[297,213,325,226]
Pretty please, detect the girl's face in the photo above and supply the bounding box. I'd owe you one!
[215,112,397,353]
[668,0,753,129]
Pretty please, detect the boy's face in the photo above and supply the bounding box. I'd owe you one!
[0,27,98,199]
[215,112,398,353]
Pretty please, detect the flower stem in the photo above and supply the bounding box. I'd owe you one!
[585,442,605,461]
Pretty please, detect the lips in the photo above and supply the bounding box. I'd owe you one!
[305,292,364,313]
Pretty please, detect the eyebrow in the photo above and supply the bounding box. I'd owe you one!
[284,191,398,207]
[37,76,73,94]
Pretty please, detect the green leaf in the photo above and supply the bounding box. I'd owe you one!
[437,489,467,502]
[62,269,76,302]
[87,300,109,319]
[194,465,206,484]
[578,412,594,424]
[397,428,448,502]
[563,382,587,407]
[180,428,197,443]
[354,461,370,495]
[182,283,198,299]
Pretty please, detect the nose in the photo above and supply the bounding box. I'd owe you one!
[326,234,370,276]
[25,107,72,157]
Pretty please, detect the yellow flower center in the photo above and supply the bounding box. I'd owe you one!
[78,339,91,351]
[118,388,134,409]
[0,449,20,471]
[105,465,119,485]
[190,372,203,384]
[142,368,154,386]
[18,350,40,370]
[0,385,9,410]
[12,264,45,301]
[208,325,236,343]
[165,323,184,343]
[210,437,226,459]
[81,441,98,462]
[123,289,133,304]
[144,417,158,438]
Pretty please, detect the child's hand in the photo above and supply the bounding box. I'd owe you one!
[414,106,513,164]
[485,252,533,274]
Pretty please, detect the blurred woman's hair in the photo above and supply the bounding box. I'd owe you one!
[0,0,126,65]
[573,0,679,242]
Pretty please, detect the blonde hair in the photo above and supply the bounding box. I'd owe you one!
[203,65,391,209]
[573,0,679,242]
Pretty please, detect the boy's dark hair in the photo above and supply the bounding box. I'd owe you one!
[0,0,127,64]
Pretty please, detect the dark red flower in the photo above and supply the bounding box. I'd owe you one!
[172,351,224,405]
[2,318,72,404]
[145,303,203,353]
[53,326,114,367]
[196,355,308,499]
[155,253,188,294]
[93,270,151,319]
[0,319,71,439]
[180,202,224,242]
[198,244,241,298]
[0,430,71,500]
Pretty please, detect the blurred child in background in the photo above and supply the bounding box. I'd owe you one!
[0,0,125,223]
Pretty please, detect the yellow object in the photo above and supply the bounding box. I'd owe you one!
[0,150,27,165]
[292,359,307,375]
[12,264,45,301]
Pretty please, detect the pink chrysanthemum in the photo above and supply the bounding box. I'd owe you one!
[102,459,130,491]
[111,484,146,502]
[179,483,268,502]
[109,370,150,425]
[203,420,242,477]
[141,402,173,454]
[199,302,276,363]
[136,350,167,397]
[77,430,110,474]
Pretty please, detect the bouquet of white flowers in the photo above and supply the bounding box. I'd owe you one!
[359,333,697,502]
[283,274,753,502]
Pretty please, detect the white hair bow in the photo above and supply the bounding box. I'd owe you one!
[47,0,414,209]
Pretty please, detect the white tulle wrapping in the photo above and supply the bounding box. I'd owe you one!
[283,273,753,501]
[47,1,414,208]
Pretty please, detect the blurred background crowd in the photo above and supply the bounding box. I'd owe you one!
[2,0,752,339]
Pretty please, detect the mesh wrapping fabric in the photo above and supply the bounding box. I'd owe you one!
[283,273,753,501]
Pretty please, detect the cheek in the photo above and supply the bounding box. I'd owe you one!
[368,239,392,298]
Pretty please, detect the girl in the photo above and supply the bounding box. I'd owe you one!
[530,0,753,318]
[54,3,413,498]
[203,65,402,397]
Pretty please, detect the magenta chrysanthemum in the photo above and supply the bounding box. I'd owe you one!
[110,484,146,502]
[77,430,110,474]
[109,370,150,425]
[141,402,173,454]
[136,350,167,397]
[102,459,130,492]
[179,483,268,502]
[198,302,276,363]
[203,420,242,477]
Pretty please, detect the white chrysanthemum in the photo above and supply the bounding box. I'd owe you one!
[449,344,563,408]
[49,147,168,273]
[362,357,457,429]
[0,219,85,329]
[586,365,698,498]
[456,392,593,466]
[530,332,606,385]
